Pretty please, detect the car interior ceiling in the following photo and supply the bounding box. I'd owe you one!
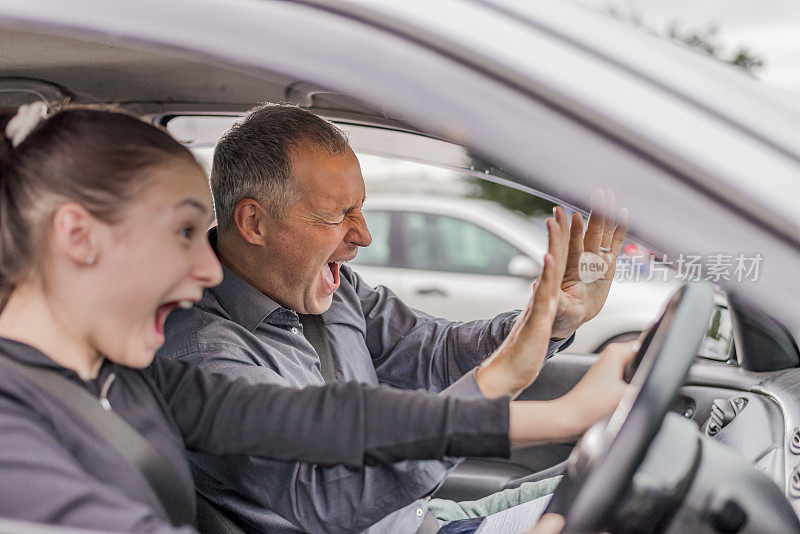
[0,28,406,124]
[3,24,800,534]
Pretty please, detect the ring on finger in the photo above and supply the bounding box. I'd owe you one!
[598,246,611,253]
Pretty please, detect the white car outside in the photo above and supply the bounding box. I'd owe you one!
[351,195,680,353]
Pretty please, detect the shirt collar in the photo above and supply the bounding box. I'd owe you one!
[204,227,282,332]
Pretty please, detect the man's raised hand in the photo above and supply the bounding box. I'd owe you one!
[475,208,569,398]
[551,189,628,340]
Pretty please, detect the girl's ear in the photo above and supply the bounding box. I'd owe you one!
[51,202,101,267]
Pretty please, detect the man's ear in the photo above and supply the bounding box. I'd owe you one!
[51,202,100,267]
[233,198,269,246]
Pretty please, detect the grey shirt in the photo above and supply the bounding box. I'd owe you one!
[159,262,569,534]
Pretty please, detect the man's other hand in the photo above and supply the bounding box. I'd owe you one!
[551,189,628,340]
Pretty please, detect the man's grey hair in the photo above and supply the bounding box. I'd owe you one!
[211,103,350,232]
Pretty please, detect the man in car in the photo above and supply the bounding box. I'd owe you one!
[158,104,627,534]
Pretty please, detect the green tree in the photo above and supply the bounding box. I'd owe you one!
[608,8,765,76]
[466,160,555,217]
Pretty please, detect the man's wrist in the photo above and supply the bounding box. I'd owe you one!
[551,320,581,341]
[550,329,575,342]
[475,351,527,399]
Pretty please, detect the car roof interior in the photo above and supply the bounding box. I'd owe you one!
[0,27,412,129]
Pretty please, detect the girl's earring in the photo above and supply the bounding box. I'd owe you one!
[86,256,95,266]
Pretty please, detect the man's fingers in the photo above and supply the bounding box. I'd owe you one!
[521,253,559,333]
[545,217,565,267]
[599,189,616,251]
[550,207,569,283]
[583,188,605,253]
[564,211,584,276]
[554,206,570,260]
[514,252,556,336]
[537,217,560,301]
[533,253,559,303]
[545,217,558,255]
[545,216,567,286]
[513,217,565,337]
[610,207,629,256]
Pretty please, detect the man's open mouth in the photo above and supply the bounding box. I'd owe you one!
[321,261,341,292]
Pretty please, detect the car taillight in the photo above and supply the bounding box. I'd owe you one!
[623,243,639,257]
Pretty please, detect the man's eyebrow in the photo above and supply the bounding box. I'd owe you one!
[174,198,214,223]
[344,196,367,213]
[317,197,367,218]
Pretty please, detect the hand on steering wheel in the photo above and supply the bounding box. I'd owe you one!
[545,282,715,533]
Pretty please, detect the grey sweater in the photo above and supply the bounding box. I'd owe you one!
[0,337,510,533]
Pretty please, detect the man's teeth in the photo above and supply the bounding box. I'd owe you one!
[178,300,193,310]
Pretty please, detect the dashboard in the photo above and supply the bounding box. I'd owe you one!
[683,362,800,518]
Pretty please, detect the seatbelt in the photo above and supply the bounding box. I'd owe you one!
[297,313,337,384]
[0,354,195,528]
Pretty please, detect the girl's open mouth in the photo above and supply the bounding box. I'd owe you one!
[154,300,193,336]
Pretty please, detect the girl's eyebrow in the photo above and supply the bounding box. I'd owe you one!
[174,198,214,224]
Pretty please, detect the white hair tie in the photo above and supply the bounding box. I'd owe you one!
[5,102,49,148]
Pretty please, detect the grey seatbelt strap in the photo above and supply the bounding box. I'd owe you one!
[297,313,337,384]
[0,354,195,528]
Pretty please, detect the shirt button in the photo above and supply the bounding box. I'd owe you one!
[416,508,424,518]
[290,327,299,334]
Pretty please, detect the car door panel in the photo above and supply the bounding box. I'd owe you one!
[434,354,593,500]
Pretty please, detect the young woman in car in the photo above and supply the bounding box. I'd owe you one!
[0,103,631,533]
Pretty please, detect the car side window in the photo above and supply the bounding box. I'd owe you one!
[403,212,439,270]
[401,212,523,275]
[354,210,393,267]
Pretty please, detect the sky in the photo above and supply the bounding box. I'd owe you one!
[568,0,800,97]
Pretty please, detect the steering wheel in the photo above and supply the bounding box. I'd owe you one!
[545,282,715,533]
